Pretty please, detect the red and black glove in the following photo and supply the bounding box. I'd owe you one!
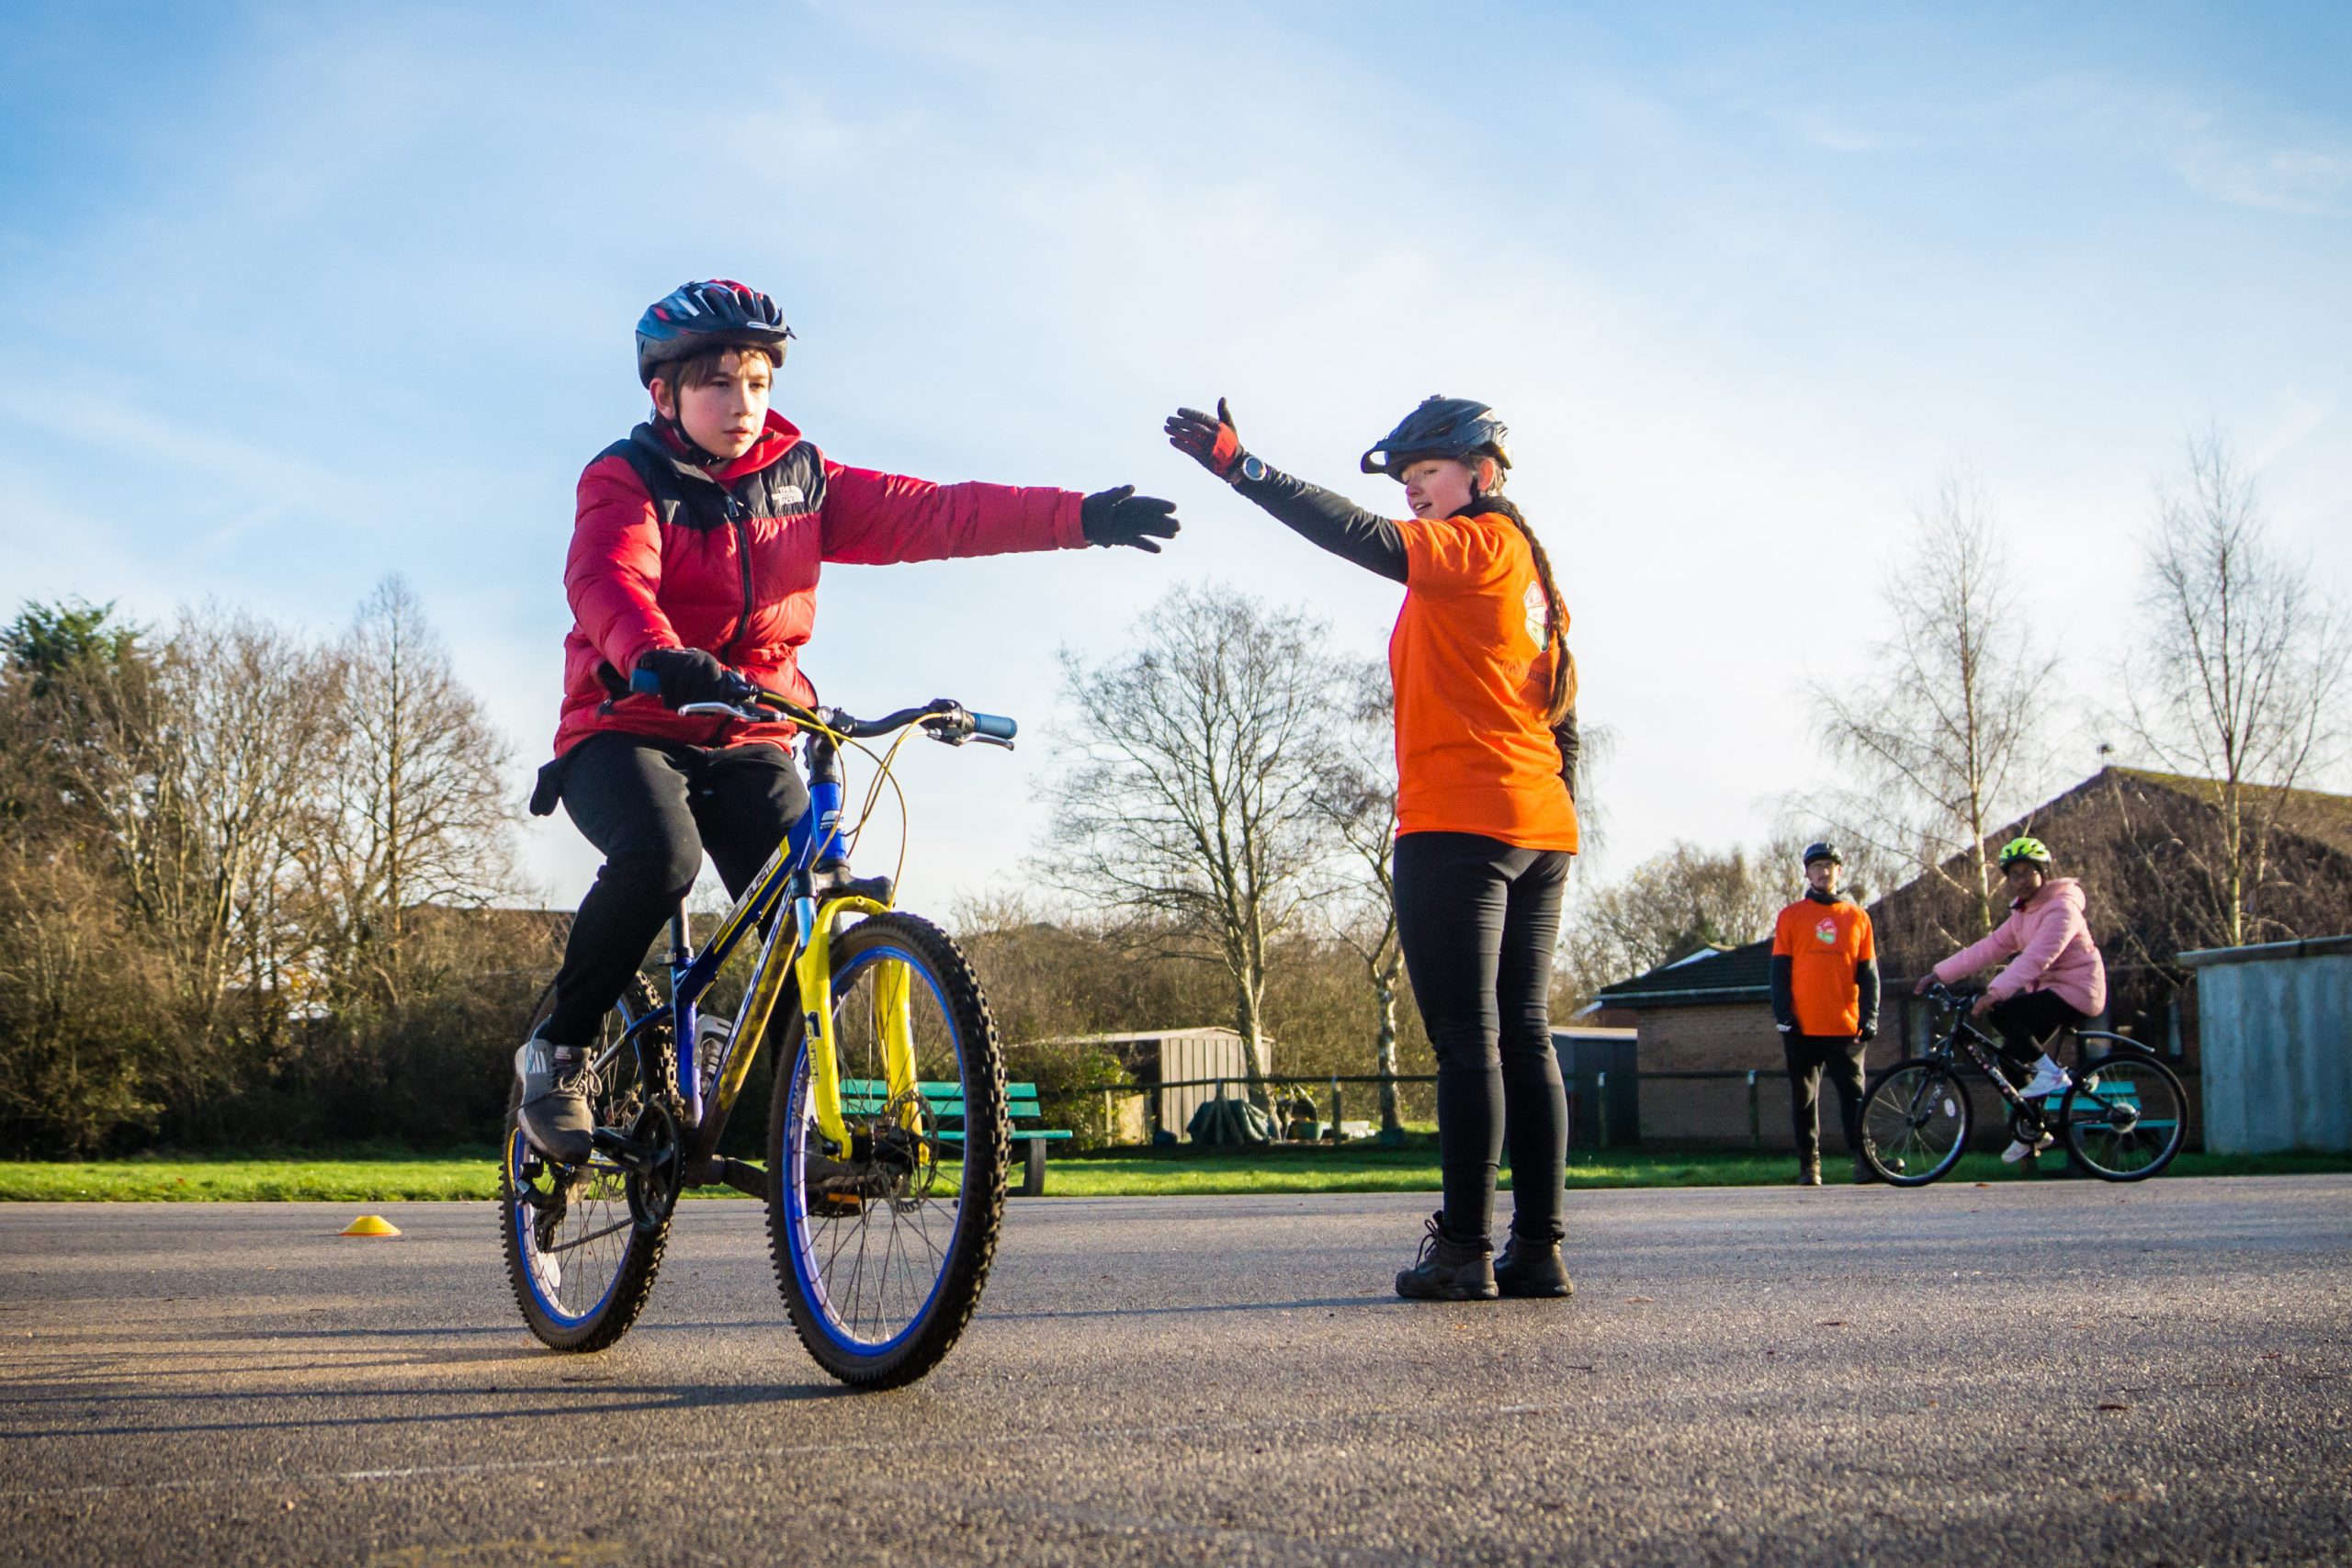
[1165,397,1245,481]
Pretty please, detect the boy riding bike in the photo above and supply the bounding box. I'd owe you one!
[1912,836,2109,1163]
[518,279,1181,1162]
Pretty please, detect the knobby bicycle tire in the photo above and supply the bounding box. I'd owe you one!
[1860,1057,1972,1187]
[501,976,675,1352]
[766,910,1008,1389]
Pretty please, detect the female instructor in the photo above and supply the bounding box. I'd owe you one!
[1168,395,1580,1302]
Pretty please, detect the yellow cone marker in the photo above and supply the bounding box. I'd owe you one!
[340,1214,401,1237]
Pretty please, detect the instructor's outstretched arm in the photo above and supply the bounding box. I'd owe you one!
[1167,399,1405,582]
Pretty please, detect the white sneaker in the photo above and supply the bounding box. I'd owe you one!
[2001,1132,2055,1164]
[2021,1057,2073,1100]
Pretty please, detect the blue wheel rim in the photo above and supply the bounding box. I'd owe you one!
[782,942,970,1357]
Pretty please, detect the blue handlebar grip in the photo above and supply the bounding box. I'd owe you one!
[971,712,1017,740]
[629,665,662,695]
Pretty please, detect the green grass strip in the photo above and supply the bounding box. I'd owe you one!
[2,1146,2345,1202]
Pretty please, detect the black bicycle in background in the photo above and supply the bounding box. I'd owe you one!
[1860,982,2189,1186]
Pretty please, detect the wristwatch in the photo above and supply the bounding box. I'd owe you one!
[1233,454,1269,486]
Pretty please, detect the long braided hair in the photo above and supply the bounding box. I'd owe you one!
[1468,459,1576,725]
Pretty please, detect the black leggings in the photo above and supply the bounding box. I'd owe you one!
[1986,990,2086,1066]
[1394,830,1572,1247]
[541,731,808,1046]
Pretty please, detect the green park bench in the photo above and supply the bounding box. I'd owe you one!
[839,1079,1072,1197]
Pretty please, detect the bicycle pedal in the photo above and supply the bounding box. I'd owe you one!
[808,1191,864,1217]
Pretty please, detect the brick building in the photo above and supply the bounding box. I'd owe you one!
[1869,767,2352,1075]
[1587,941,1902,1150]
[1591,767,2352,1149]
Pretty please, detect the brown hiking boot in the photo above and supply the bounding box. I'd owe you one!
[1494,1234,1573,1299]
[1395,1213,1498,1302]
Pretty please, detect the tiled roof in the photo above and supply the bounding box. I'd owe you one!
[2108,768,2352,859]
[1593,938,1774,1007]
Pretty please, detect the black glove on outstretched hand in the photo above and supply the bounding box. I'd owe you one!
[635,647,742,709]
[1080,486,1182,553]
[1165,397,1244,480]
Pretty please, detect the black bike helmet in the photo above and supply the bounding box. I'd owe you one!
[636,279,796,386]
[1802,841,1842,867]
[1360,395,1512,477]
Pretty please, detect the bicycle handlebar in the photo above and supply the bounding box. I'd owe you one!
[633,665,1016,749]
[1920,980,1983,1010]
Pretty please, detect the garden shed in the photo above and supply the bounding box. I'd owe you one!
[1062,1027,1258,1144]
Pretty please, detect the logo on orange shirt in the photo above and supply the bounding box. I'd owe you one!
[1815,918,1838,945]
[1522,582,1546,649]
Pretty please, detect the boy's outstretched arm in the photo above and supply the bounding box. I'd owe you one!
[820,461,1178,565]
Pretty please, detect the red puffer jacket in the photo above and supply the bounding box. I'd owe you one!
[552,412,1084,758]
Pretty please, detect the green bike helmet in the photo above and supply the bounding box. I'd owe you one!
[1998,835,2052,868]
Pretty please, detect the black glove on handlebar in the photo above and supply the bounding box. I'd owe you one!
[1080,486,1182,553]
[635,648,742,710]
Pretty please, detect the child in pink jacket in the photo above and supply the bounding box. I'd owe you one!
[1914,836,2109,1161]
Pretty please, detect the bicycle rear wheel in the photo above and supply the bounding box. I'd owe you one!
[767,910,1007,1389]
[1860,1058,1971,1186]
[2061,1047,2188,1181]
[501,977,677,1352]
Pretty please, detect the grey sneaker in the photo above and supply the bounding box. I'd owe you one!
[515,1031,598,1165]
[1395,1213,1498,1302]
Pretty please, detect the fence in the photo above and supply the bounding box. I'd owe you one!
[1132,1070,1794,1151]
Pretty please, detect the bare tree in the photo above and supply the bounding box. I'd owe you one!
[317,577,518,1005]
[53,604,342,1101]
[1308,661,1405,1135]
[1810,466,2057,942]
[1036,585,1350,1108]
[1555,839,1791,1008]
[2119,431,2351,949]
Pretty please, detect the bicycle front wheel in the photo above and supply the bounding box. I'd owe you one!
[2061,1047,2188,1181]
[501,976,675,1352]
[767,910,1007,1389]
[1860,1058,1971,1187]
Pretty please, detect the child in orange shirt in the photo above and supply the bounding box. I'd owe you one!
[1169,395,1577,1302]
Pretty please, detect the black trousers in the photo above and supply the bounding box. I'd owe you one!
[1782,1033,1866,1163]
[541,731,808,1046]
[1986,990,2087,1066]
[1394,830,1572,1247]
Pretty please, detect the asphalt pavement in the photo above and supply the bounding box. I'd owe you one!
[2,1176,2347,1567]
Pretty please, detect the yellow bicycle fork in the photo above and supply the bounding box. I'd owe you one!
[711,894,916,1155]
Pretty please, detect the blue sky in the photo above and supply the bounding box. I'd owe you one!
[4,1,2347,912]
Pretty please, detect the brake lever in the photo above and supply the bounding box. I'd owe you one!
[677,701,766,722]
[918,721,1012,751]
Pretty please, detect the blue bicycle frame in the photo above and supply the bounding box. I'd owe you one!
[595,728,854,1194]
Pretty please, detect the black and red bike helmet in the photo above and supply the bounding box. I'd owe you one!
[635,279,797,386]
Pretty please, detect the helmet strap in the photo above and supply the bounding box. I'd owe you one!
[650,409,721,467]
[649,379,726,467]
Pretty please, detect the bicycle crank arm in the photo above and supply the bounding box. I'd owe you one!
[590,1126,668,1175]
[679,1155,768,1201]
